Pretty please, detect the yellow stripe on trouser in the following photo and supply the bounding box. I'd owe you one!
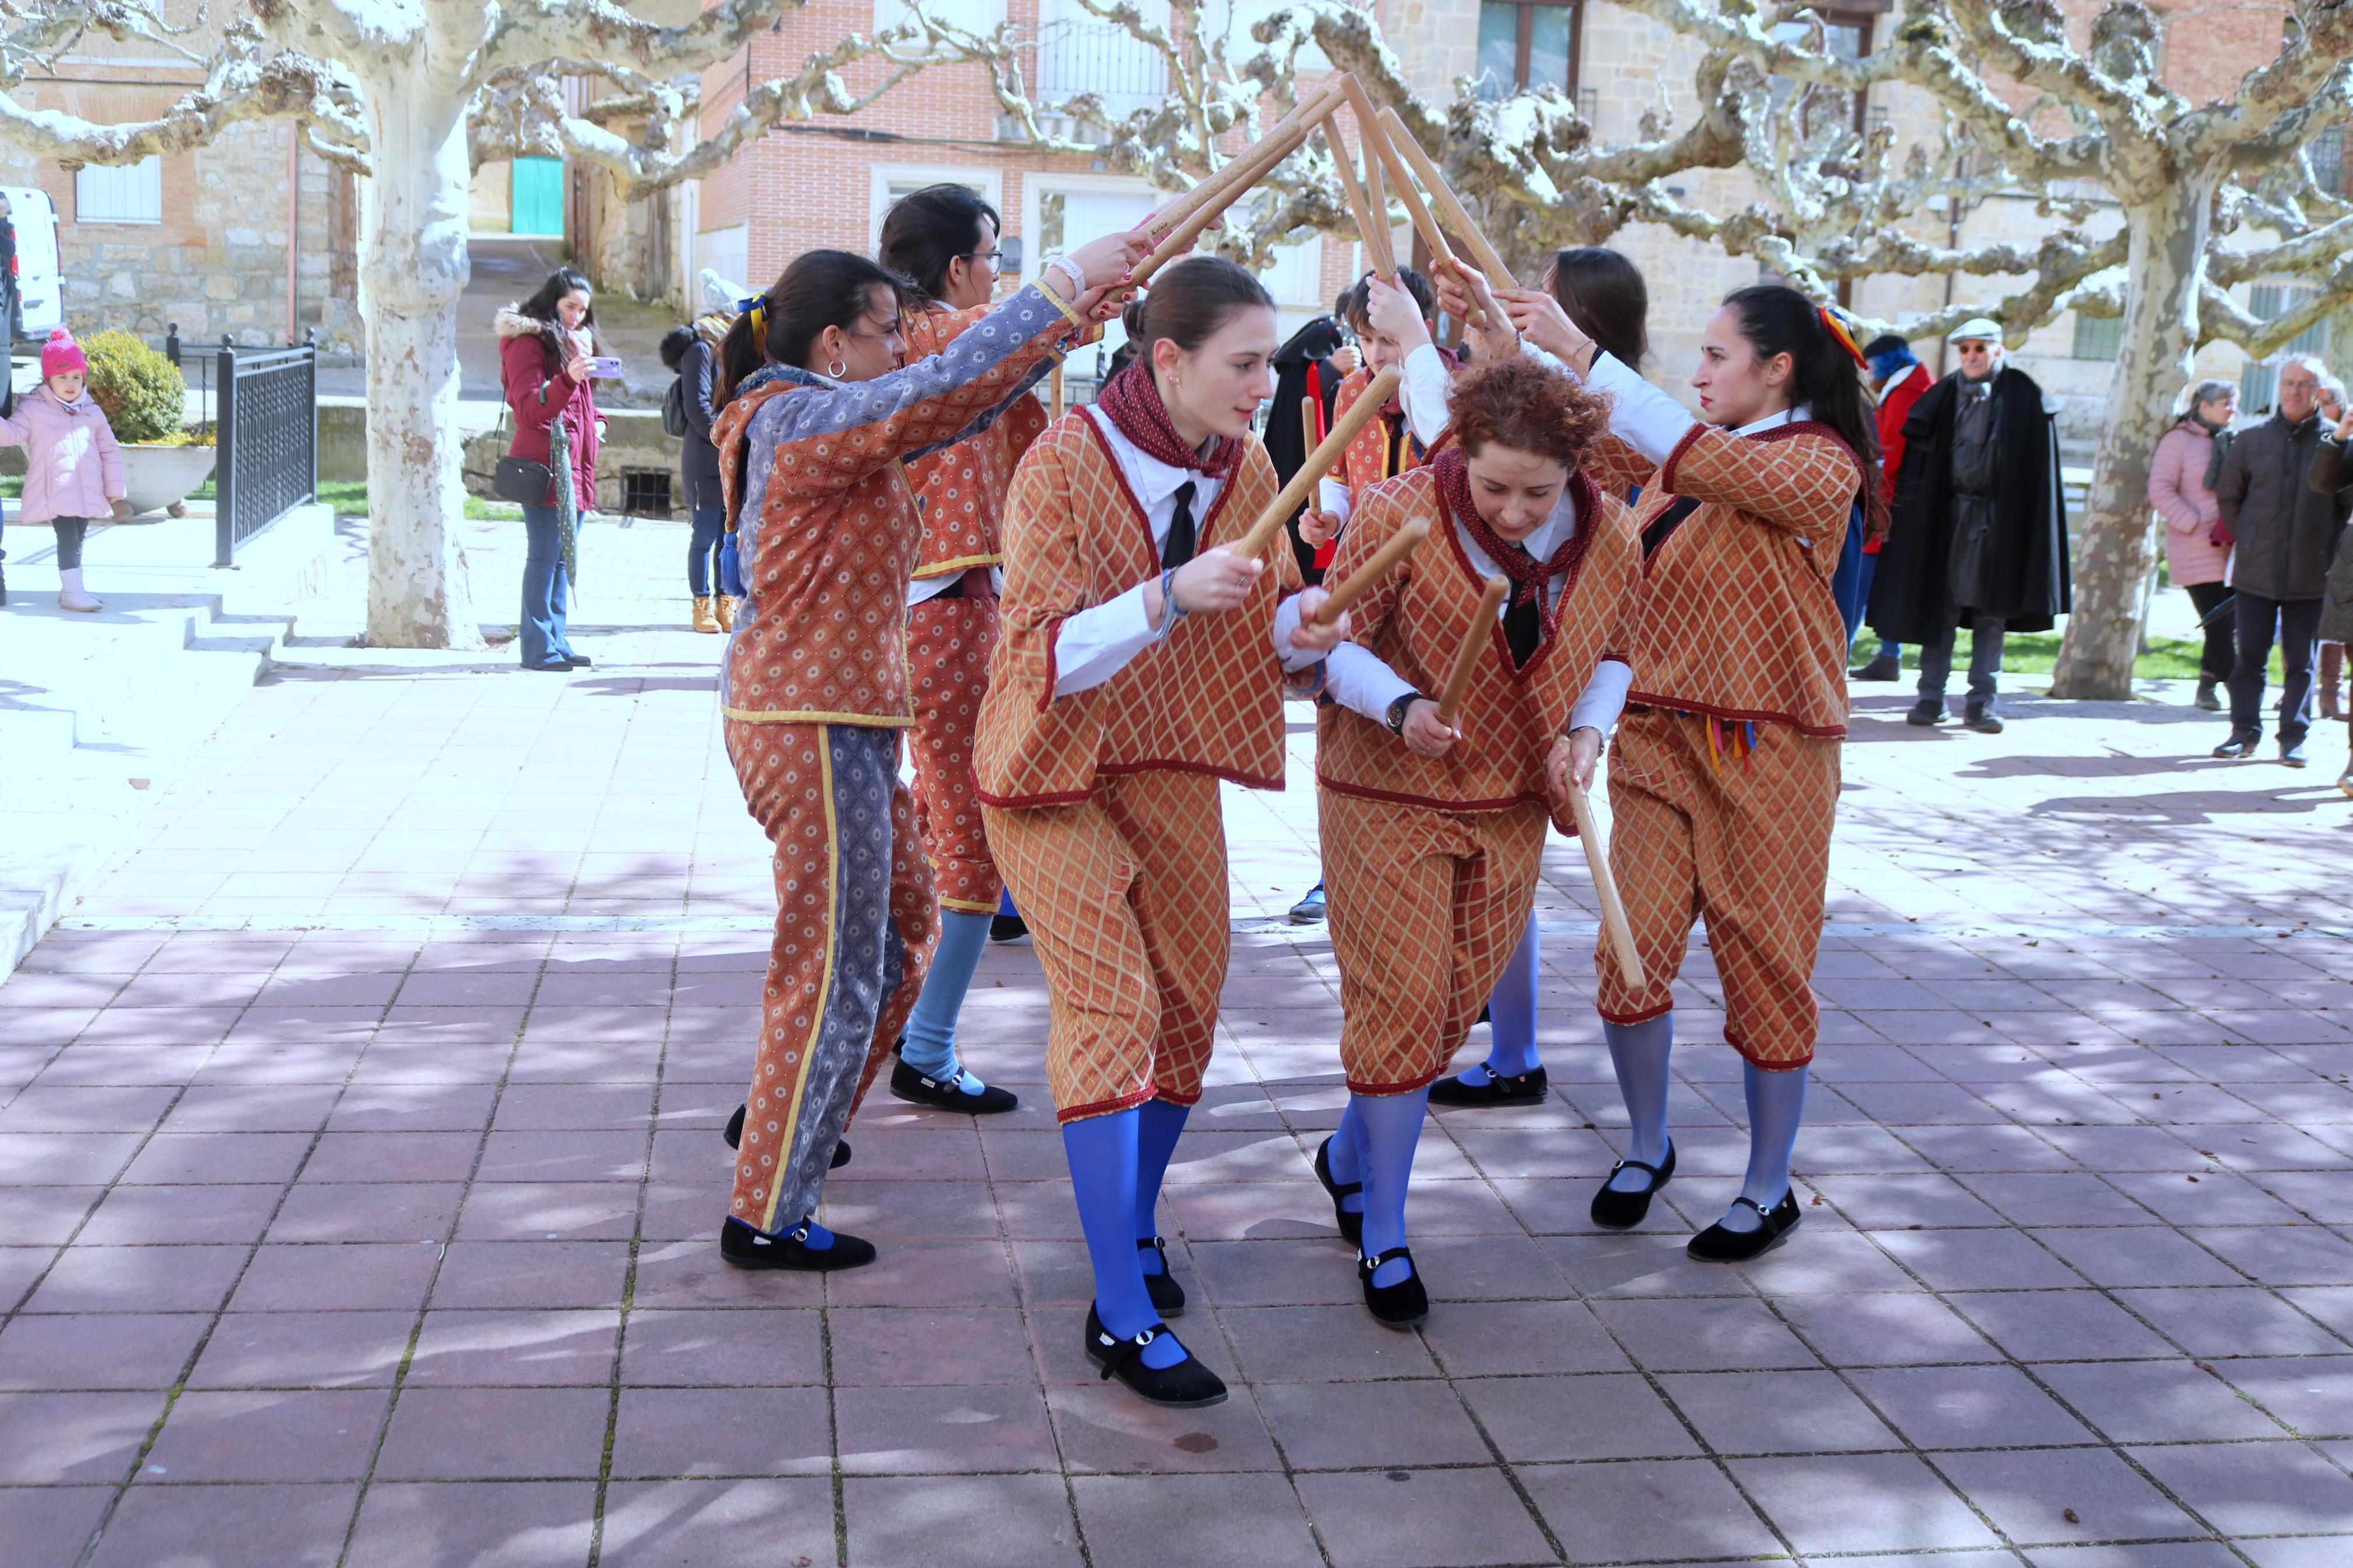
[767,739,837,1234]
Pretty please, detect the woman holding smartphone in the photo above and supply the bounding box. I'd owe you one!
[498,266,608,672]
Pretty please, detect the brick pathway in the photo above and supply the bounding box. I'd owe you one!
[2,574,2350,1566]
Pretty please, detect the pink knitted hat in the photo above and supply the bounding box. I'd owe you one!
[41,327,86,380]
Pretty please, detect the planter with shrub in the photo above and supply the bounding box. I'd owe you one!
[81,329,215,517]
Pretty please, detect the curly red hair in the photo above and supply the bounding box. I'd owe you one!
[1446,354,1612,470]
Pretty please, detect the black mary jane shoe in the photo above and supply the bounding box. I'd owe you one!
[1428,1064,1549,1108]
[1686,1189,1803,1263]
[1358,1246,1430,1330]
[989,911,1029,943]
[1137,1235,1187,1317]
[1588,1142,1677,1230]
[1084,1304,1227,1407]
[889,1045,1019,1115]
[1312,1136,1364,1246]
[719,1215,876,1271]
[722,1104,849,1168]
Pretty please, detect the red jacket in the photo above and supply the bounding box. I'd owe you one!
[498,308,601,510]
[1870,362,1929,551]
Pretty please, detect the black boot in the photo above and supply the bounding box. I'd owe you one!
[721,1104,848,1168]
[1137,1235,1186,1317]
[1905,698,1945,726]
[2212,728,2261,759]
[2194,677,2221,712]
[1312,1136,1364,1246]
[1850,653,1900,681]
[1962,702,2004,734]
[1084,1305,1226,1407]
[1358,1246,1430,1329]
[1686,1190,1802,1263]
[719,1215,876,1271]
[1428,1064,1549,1107]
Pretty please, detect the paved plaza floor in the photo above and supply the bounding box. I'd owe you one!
[2,532,2351,1566]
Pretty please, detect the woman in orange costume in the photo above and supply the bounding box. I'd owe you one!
[1460,269,1881,1261]
[975,258,1348,1406]
[709,231,1144,1273]
[875,183,1052,1116]
[1313,354,1638,1326]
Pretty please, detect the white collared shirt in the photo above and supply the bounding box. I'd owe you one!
[1052,406,1319,696]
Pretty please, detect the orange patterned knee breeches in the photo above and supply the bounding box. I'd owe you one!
[726,720,939,1232]
[982,770,1228,1123]
[908,594,1003,914]
[1598,707,1840,1069]
[1323,791,1547,1095]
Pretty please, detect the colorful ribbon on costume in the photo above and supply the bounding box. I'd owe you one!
[736,294,767,346]
[1817,304,1868,370]
[1705,715,1758,773]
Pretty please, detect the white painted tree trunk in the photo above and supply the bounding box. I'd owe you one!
[2049,187,2213,700]
[357,63,485,649]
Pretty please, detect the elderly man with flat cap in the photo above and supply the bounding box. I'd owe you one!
[1866,318,2071,733]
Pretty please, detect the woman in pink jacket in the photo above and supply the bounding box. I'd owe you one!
[498,267,604,671]
[0,328,132,611]
[2148,379,2237,710]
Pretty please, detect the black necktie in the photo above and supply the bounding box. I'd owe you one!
[1163,480,1197,568]
[1502,582,1542,667]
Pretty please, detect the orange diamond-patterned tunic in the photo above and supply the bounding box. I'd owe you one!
[1600,422,1863,1070]
[711,283,1082,1231]
[1318,467,1641,1094]
[900,303,1054,915]
[977,413,1301,1122]
[1333,364,1449,502]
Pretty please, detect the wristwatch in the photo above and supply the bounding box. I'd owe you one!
[1385,691,1425,737]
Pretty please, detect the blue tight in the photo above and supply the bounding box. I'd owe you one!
[1063,1106,1187,1369]
[1329,1089,1430,1287]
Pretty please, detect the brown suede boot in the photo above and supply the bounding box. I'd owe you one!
[715,595,737,631]
[691,595,720,634]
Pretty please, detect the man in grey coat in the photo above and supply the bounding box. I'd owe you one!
[2213,355,2353,766]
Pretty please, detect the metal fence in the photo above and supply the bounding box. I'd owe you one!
[167,327,318,566]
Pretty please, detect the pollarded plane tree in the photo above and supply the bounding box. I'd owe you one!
[1607,0,2353,700]
[0,0,956,649]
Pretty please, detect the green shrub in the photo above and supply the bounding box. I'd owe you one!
[79,329,186,444]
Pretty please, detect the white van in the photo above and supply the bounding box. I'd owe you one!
[0,186,62,342]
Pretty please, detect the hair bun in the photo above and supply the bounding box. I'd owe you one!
[1119,294,1151,343]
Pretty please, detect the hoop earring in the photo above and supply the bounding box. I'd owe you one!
[828,358,847,379]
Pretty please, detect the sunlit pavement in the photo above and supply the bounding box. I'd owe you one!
[2,522,2350,1567]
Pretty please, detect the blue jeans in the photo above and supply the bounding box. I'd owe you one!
[687,504,725,597]
[520,504,576,667]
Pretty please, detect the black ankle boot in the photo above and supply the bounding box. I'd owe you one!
[1084,1304,1226,1407]
[1428,1064,1549,1107]
[1312,1136,1364,1245]
[1137,1235,1186,1316]
[1687,1189,1803,1263]
[719,1215,876,1271]
[721,1105,848,1168]
[1589,1141,1676,1229]
[1358,1246,1429,1329]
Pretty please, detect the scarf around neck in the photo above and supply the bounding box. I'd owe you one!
[1434,445,1594,616]
[1095,361,1240,478]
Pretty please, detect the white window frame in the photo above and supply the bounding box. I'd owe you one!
[869,165,1003,255]
[75,156,162,226]
[1020,171,1158,286]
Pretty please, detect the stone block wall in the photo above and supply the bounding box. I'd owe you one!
[462,408,689,516]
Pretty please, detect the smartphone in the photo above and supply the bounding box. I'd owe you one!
[588,356,625,379]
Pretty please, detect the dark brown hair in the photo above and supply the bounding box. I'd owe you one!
[1447,354,1611,468]
[1119,255,1273,365]
[1720,283,1884,537]
[1338,266,1436,336]
[878,183,1001,304]
[1548,248,1649,371]
[715,248,909,406]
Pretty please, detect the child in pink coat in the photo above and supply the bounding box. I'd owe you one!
[0,328,132,611]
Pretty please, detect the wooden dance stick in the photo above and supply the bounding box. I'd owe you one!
[1308,515,1428,625]
[1301,393,1320,452]
[1233,367,1401,560]
[1144,82,1340,243]
[1319,122,1393,282]
[1336,76,1390,243]
[1133,86,1345,284]
[1433,577,1509,727]
[1376,105,1517,291]
[1566,784,1648,991]
[1050,362,1066,421]
[1358,111,1482,327]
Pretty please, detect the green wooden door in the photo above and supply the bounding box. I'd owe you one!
[512,157,563,237]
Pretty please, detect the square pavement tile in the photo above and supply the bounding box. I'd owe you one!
[835,1383,1060,1475]
[0,1485,113,1566]
[1218,1303,1443,1383]
[1848,1364,2096,1448]
[610,1386,833,1478]
[1935,1445,2198,1545]
[404,1309,621,1386]
[374,1386,613,1481]
[143,1388,391,1482]
[842,1473,1083,1567]
[616,1307,824,1388]
[2033,1357,2288,1442]
[1296,1467,1557,1568]
[600,1478,835,1568]
[1044,1382,1286,1475]
[2126,1441,2353,1537]
[1417,1298,1633,1378]
[0,1390,167,1484]
[1659,1368,1903,1455]
[828,1306,1037,1387]
[79,1183,284,1246]
[1946,1289,2178,1361]
[1588,1296,1821,1373]
[228,1242,442,1313]
[2237,1539,2353,1568]
[1074,1473,1323,1568]
[1255,1379,1492,1470]
[0,1311,211,1391]
[428,1240,632,1310]
[1518,1456,1783,1565]
[345,1480,599,1568]
[1874,1226,2088,1290]
[1775,1290,2001,1366]
[1730,1450,2001,1555]
[2209,1356,2353,1439]
[1457,1372,1700,1462]
[186,1311,416,1390]
[2112,1287,2350,1357]
[2028,1226,2247,1288]
[24,1243,249,1314]
[89,1481,356,1568]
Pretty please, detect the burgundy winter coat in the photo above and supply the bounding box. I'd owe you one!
[498,308,600,511]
